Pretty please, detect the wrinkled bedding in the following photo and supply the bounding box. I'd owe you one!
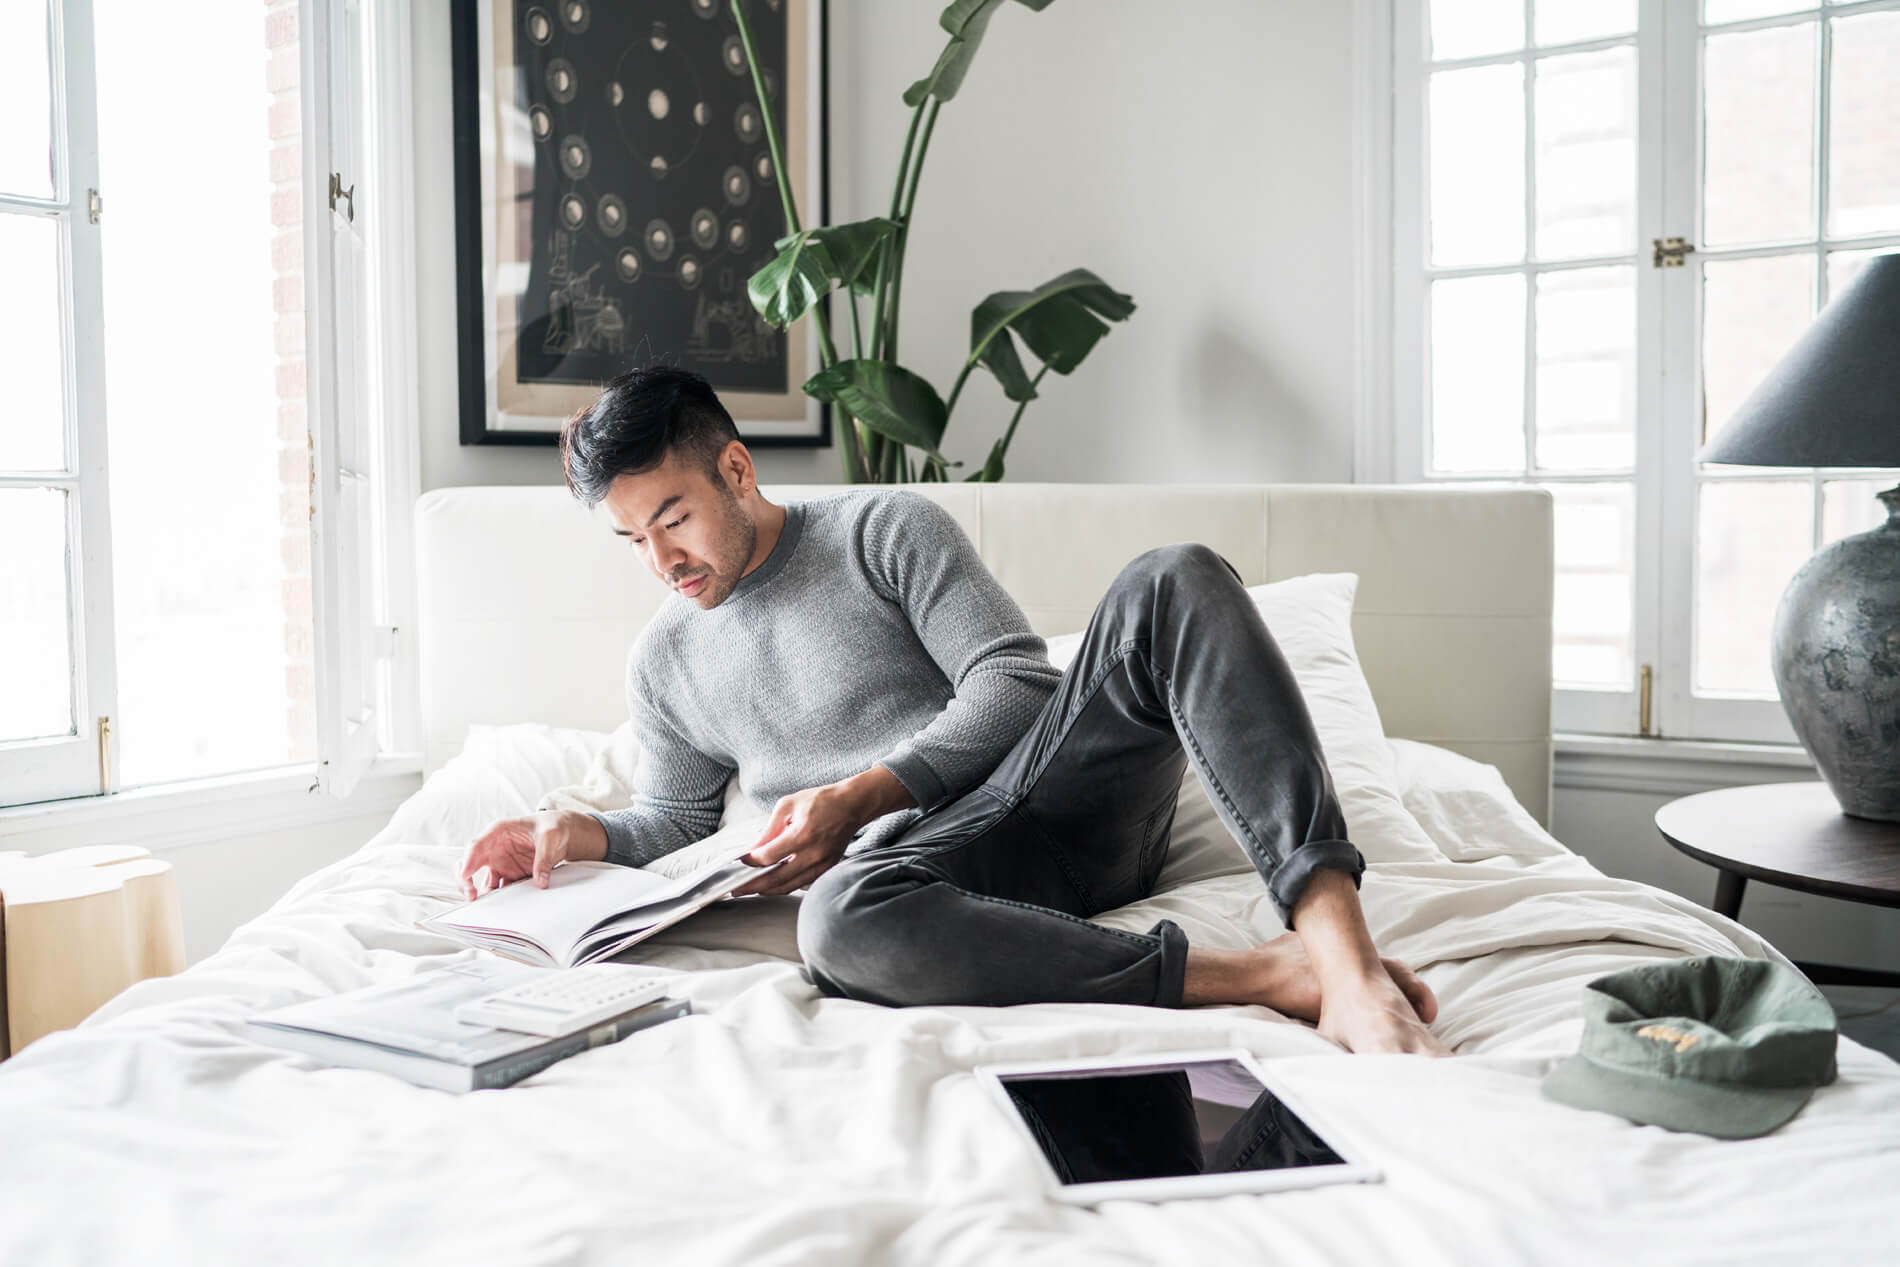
[3,726,1896,1267]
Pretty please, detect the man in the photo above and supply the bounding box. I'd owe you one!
[458,366,1448,1057]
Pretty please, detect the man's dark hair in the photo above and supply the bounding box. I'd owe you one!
[559,365,742,507]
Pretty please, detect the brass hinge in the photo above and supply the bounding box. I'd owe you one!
[97,715,113,793]
[1639,664,1654,736]
[1652,237,1694,268]
[87,188,102,224]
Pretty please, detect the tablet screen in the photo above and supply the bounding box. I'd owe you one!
[998,1058,1348,1185]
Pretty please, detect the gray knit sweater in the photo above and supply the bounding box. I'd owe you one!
[591,489,1063,868]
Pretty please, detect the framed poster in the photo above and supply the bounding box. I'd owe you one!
[451,0,830,446]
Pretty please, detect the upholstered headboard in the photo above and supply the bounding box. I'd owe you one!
[414,483,1555,824]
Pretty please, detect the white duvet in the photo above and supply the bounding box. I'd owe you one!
[3,726,1897,1267]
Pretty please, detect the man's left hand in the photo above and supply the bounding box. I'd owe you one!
[731,782,863,897]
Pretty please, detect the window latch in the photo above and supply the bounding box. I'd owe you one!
[328,172,356,223]
[97,715,113,793]
[1652,237,1694,268]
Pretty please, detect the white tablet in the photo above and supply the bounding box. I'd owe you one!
[975,1048,1383,1205]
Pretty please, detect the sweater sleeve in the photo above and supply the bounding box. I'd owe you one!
[589,653,732,868]
[857,491,1062,813]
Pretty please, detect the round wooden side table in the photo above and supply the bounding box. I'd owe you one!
[0,845,186,1058]
[1654,781,1900,988]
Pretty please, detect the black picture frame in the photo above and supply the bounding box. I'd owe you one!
[450,0,832,448]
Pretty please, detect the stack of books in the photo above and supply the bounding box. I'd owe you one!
[246,958,688,1093]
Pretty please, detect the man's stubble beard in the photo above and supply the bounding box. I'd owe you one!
[704,487,757,607]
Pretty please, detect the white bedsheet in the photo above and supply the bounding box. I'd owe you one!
[3,727,1897,1267]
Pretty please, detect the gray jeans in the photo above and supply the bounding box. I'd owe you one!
[796,543,1365,1008]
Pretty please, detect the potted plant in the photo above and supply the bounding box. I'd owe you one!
[731,0,1137,483]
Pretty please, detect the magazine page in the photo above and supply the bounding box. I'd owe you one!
[639,817,774,881]
[425,818,777,959]
[570,857,763,960]
[425,862,704,958]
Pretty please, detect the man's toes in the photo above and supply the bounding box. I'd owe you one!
[1383,957,1438,1024]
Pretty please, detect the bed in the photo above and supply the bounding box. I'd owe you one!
[3,483,1896,1267]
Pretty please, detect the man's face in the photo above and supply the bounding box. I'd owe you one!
[601,449,759,610]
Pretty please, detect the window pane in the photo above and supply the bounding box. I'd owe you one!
[0,0,55,199]
[1701,253,1813,449]
[1535,46,1637,260]
[1431,0,1523,60]
[1826,248,1893,305]
[1695,480,1811,696]
[1431,273,1526,473]
[1703,21,1815,247]
[97,0,315,787]
[1703,1,1815,25]
[1535,1,1636,47]
[0,488,74,741]
[1548,482,1635,689]
[0,214,68,470]
[1431,64,1526,267]
[1822,478,1896,543]
[1536,266,1635,471]
[1827,10,1900,240]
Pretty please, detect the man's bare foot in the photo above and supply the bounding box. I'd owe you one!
[1317,974,1453,1056]
[1183,931,1437,1025]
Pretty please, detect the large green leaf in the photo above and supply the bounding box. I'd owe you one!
[903,0,1057,107]
[969,267,1136,379]
[973,326,1038,403]
[747,233,840,328]
[750,219,900,328]
[962,437,1007,482]
[774,218,899,296]
[803,359,951,460]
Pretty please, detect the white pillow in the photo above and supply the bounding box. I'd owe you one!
[1388,737,1568,863]
[535,722,761,829]
[1044,571,1443,889]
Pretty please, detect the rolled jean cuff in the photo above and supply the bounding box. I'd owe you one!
[1266,841,1367,931]
[1149,917,1190,1008]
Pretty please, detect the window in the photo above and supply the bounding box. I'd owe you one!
[1,0,407,810]
[1392,0,1900,742]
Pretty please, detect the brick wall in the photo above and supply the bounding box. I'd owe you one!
[266,0,317,763]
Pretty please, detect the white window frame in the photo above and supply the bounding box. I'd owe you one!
[304,0,423,797]
[0,0,421,828]
[0,0,121,805]
[1378,0,1900,746]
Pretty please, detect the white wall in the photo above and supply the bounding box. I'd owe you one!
[410,0,1361,491]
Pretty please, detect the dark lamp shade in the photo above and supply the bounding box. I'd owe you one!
[1698,252,1900,468]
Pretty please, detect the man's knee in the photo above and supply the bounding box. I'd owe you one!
[1112,542,1243,602]
[797,861,910,1003]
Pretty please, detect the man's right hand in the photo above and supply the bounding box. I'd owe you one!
[457,810,609,900]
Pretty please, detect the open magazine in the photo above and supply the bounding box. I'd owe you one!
[419,818,782,968]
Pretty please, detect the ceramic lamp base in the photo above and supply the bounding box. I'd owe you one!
[1771,485,1900,821]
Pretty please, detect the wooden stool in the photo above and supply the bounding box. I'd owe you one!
[0,846,186,1058]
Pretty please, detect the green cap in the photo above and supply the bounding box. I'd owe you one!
[1540,956,1839,1139]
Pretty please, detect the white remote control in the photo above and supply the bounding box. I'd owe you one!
[453,965,672,1037]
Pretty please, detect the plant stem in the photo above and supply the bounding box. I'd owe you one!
[732,0,869,480]
[995,365,1051,468]
[942,359,977,422]
[884,99,941,359]
[869,102,929,362]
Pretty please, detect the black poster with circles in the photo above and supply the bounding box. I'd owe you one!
[453,0,828,446]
